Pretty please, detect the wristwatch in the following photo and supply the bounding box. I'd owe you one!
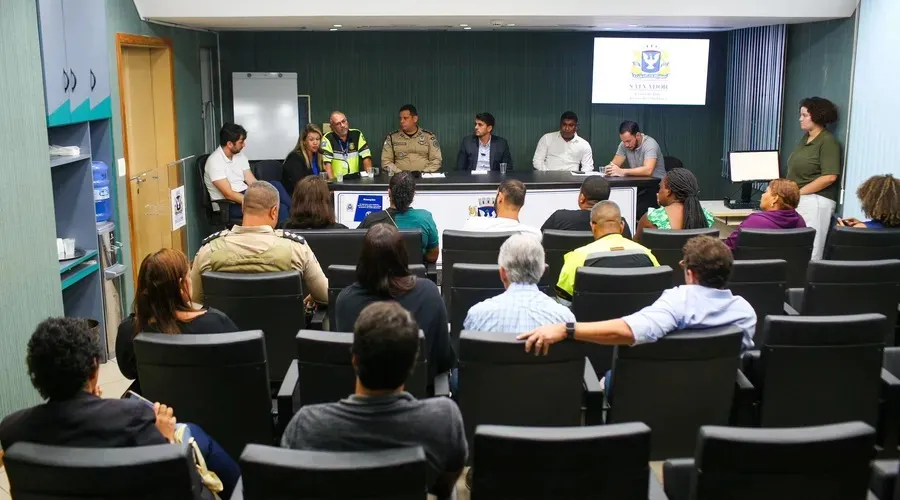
[565,322,576,340]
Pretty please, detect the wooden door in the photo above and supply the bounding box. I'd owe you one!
[118,37,183,279]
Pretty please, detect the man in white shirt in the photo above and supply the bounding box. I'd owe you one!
[532,111,594,172]
[204,123,290,222]
[462,179,542,239]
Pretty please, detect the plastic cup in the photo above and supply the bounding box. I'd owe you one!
[499,163,508,174]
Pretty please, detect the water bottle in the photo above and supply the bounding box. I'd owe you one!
[92,161,111,223]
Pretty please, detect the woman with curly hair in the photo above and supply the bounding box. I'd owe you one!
[839,174,900,229]
[787,97,842,259]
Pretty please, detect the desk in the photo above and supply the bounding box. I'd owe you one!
[701,200,757,238]
[331,171,659,247]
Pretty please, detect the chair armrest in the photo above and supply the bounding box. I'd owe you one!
[276,360,299,436]
[434,372,451,397]
[785,288,804,313]
[583,357,605,425]
[648,469,670,500]
[879,368,900,458]
[229,477,244,500]
[885,348,900,378]
[731,368,758,427]
[870,460,898,500]
[663,458,694,500]
[310,309,326,330]
[783,302,800,315]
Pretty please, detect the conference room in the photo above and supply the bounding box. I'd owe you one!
[4,0,900,498]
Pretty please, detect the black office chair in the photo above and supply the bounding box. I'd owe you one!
[641,228,719,286]
[134,331,274,461]
[235,445,428,500]
[197,153,240,230]
[572,266,673,378]
[542,229,595,293]
[456,330,603,463]
[441,230,517,308]
[870,457,900,500]
[250,159,283,183]
[606,326,744,460]
[727,259,788,347]
[472,423,667,500]
[202,270,304,385]
[733,227,815,288]
[824,224,900,261]
[326,264,427,329]
[737,314,887,429]
[448,263,552,354]
[664,155,684,172]
[277,330,428,421]
[663,422,876,500]
[785,259,900,345]
[288,229,423,274]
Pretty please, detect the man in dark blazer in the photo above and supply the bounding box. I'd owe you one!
[456,112,514,172]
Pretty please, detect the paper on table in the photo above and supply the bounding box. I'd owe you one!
[470,170,489,175]
[421,173,446,178]
[571,171,606,177]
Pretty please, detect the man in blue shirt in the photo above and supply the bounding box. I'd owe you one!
[464,233,575,333]
[518,235,756,354]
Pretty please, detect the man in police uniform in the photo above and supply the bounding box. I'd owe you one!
[321,111,372,178]
[190,181,328,305]
[381,104,442,173]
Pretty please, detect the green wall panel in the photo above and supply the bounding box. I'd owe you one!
[0,0,65,419]
[220,31,730,197]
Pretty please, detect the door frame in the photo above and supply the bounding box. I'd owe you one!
[115,33,180,284]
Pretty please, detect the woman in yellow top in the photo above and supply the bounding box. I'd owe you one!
[786,97,841,259]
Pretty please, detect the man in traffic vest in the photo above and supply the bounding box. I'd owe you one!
[321,111,372,178]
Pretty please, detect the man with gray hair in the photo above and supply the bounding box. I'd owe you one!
[463,234,574,333]
[190,181,328,304]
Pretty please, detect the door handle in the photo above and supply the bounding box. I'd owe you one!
[70,69,76,91]
[63,69,69,92]
[129,171,150,183]
[90,70,96,91]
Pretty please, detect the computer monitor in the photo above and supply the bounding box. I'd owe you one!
[728,150,780,207]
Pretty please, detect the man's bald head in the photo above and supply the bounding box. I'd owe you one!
[589,200,624,238]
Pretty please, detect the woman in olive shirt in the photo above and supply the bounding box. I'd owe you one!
[786,97,841,259]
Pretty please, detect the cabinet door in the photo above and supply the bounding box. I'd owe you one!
[37,0,70,126]
[86,0,110,119]
[62,0,92,122]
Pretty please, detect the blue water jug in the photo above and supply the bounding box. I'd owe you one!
[92,161,111,223]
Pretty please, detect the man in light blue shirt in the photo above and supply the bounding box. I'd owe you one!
[464,234,575,333]
[518,235,756,353]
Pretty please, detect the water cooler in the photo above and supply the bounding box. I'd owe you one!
[97,221,126,357]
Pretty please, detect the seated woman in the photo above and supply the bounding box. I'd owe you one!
[282,124,324,193]
[358,172,440,263]
[334,224,454,391]
[838,174,900,229]
[116,248,238,391]
[281,176,348,230]
[724,178,806,249]
[635,167,715,241]
[0,317,240,499]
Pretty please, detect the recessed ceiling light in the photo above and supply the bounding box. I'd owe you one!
[628,24,639,27]
[459,23,468,27]
[333,24,342,27]
[506,23,516,27]
[463,26,472,30]
[329,28,338,31]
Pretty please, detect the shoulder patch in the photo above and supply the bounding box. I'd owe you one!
[421,129,435,135]
[200,230,229,246]
[277,230,307,245]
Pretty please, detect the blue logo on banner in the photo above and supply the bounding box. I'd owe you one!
[354,195,384,222]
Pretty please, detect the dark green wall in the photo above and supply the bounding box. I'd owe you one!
[220,31,730,198]
[780,17,856,169]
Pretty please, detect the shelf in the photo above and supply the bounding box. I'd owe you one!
[59,249,98,274]
[61,260,100,291]
[50,153,91,168]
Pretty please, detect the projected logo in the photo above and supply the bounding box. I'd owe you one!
[467,196,496,218]
[632,44,670,79]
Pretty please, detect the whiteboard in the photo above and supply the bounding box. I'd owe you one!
[232,72,299,160]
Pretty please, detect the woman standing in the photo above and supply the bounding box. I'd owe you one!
[787,97,841,259]
[635,168,714,241]
[282,124,324,193]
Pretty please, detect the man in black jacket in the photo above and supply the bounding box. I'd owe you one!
[456,112,513,172]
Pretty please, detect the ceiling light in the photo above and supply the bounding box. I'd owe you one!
[463,26,472,30]
[628,24,639,27]
[506,23,516,27]
[333,24,342,27]
[459,23,468,27]
[329,28,338,31]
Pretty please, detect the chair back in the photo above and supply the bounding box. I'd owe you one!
[572,266,672,378]
[202,270,304,384]
[734,228,815,288]
[327,264,427,328]
[727,259,788,346]
[441,230,517,308]
[239,445,427,500]
[448,263,552,353]
[4,442,202,500]
[800,259,900,344]
[641,228,719,286]
[251,160,283,183]
[294,330,427,406]
[691,422,876,500]
[135,331,272,460]
[542,230,594,290]
[824,224,900,261]
[664,156,684,172]
[457,331,587,460]
[607,326,743,460]
[288,229,423,273]
[197,153,237,229]
[472,423,652,499]
[755,314,887,428]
